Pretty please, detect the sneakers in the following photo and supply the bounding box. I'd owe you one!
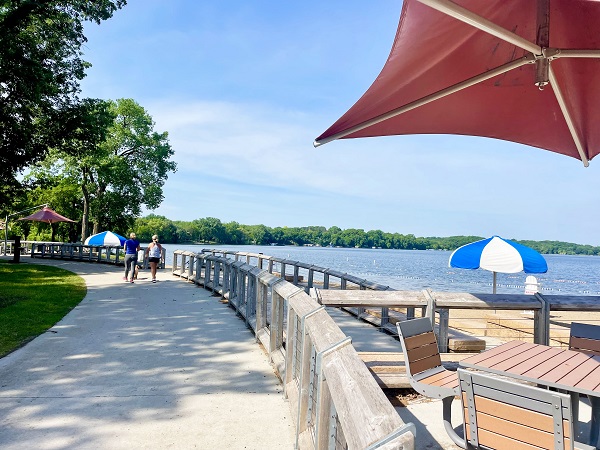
[130,279,134,283]
[122,277,127,281]
[152,279,157,283]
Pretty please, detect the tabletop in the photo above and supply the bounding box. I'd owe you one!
[460,340,600,397]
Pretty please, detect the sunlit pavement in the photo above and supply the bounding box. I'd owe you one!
[4,257,593,449]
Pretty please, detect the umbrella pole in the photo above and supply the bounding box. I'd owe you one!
[493,271,497,294]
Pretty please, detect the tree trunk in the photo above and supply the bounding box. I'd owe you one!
[81,185,90,242]
[92,183,106,235]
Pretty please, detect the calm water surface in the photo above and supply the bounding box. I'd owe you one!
[163,244,600,296]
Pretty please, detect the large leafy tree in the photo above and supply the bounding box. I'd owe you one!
[0,0,126,208]
[86,98,177,237]
[134,214,179,243]
[28,98,176,242]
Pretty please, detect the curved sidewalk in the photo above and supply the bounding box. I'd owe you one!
[0,259,295,449]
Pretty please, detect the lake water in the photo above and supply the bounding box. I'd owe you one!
[162,244,600,296]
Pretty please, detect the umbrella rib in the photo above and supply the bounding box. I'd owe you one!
[548,66,589,167]
[417,0,542,55]
[552,49,600,60]
[314,55,534,147]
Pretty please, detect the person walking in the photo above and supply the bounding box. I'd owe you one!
[123,232,140,283]
[146,234,162,283]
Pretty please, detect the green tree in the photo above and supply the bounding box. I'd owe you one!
[0,0,126,207]
[88,99,176,237]
[224,221,247,245]
[24,175,82,242]
[28,98,176,241]
[340,228,366,248]
[243,224,272,245]
[193,217,227,244]
[134,214,178,243]
[172,220,194,243]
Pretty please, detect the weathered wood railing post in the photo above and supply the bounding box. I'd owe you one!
[172,251,179,274]
[221,256,230,296]
[187,253,195,281]
[193,254,202,284]
[212,256,220,292]
[229,261,239,304]
[246,267,261,327]
[256,272,275,335]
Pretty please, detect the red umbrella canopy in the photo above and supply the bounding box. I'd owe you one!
[19,207,75,224]
[315,0,600,166]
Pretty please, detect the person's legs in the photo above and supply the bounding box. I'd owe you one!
[150,261,157,280]
[125,254,136,282]
[130,257,137,282]
[124,254,132,280]
[123,255,129,280]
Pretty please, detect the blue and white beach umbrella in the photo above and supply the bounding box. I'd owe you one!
[449,236,548,293]
[84,231,126,246]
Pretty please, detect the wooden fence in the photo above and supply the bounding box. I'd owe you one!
[4,240,165,270]
[172,250,416,450]
[199,249,600,352]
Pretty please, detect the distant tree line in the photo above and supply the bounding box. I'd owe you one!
[131,215,600,256]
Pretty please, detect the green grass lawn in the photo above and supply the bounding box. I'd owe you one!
[0,260,87,357]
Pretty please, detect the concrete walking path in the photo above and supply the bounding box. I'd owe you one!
[0,259,295,449]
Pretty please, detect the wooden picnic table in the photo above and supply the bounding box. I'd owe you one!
[460,340,600,448]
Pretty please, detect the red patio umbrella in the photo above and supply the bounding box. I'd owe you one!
[19,207,75,242]
[315,0,600,167]
[20,207,75,224]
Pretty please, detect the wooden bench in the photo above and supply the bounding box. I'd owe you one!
[569,322,600,448]
[358,351,477,389]
[396,318,468,447]
[570,322,600,357]
[457,368,594,450]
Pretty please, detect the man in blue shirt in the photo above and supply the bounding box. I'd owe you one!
[123,232,140,283]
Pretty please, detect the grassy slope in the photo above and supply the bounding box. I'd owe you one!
[0,260,87,357]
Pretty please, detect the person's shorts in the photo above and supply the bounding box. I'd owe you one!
[149,257,160,263]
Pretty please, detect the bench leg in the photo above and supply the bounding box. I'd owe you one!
[590,396,600,449]
[571,393,580,441]
[443,396,466,449]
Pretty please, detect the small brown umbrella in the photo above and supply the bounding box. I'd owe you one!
[19,207,75,241]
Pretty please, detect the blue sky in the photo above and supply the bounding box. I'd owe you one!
[80,0,600,246]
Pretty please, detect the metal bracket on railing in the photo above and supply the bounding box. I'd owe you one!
[315,337,353,375]
[364,422,417,450]
[534,292,550,345]
[421,289,436,320]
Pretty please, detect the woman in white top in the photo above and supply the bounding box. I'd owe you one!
[146,234,163,283]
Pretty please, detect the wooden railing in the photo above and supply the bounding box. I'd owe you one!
[172,250,416,450]
[196,249,600,351]
[200,248,391,291]
[4,240,165,270]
